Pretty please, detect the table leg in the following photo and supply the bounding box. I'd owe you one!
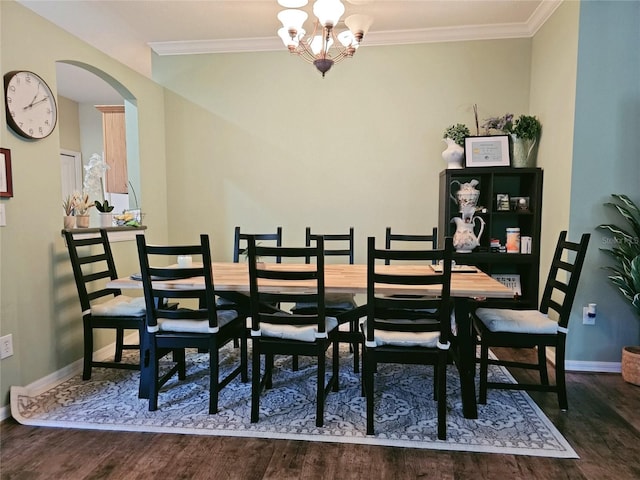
[454,297,478,419]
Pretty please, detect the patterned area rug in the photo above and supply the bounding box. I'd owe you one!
[11,345,577,458]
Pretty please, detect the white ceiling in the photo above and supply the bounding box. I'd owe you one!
[17,0,561,104]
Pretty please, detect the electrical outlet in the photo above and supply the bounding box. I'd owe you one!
[582,307,595,325]
[0,334,14,359]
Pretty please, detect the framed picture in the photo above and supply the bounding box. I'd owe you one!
[496,193,510,211]
[464,135,510,167]
[0,148,13,198]
[510,196,530,212]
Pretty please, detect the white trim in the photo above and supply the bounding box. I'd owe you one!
[149,2,562,56]
[0,333,139,421]
[565,360,622,374]
[545,347,622,373]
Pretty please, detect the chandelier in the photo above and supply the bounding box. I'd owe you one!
[276,0,373,77]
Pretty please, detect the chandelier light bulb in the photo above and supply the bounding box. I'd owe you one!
[345,13,373,38]
[312,0,345,27]
[277,9,308,31]
[277,0,308,7]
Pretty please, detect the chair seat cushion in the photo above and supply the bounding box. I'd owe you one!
[247,316,339,342]
[475,308,558,334]
[293,293,357,312]
[91,295,146,317]
[363,319,441,348]
[157,309,238,333]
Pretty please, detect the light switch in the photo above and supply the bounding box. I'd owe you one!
[0,204,5,226]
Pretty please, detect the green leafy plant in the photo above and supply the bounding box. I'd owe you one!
[598,193,640,318]
[512,115,542,140]
[443,123,470,147]
[94,200,115,212]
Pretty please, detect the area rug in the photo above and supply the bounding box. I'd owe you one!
[10,346,577,458]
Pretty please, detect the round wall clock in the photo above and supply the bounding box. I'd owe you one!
[4,70,58,140]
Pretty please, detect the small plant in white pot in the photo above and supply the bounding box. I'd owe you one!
[442,123,470,169]
[598,193,640,386]
[95,199,115,227]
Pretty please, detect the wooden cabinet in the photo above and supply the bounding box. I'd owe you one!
[438,167,543,308]
[96,105,128,194]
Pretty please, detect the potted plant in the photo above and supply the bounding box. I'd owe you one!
[95,199,115,227]
[598,193,640,386]
[510,115,541,168]
[481,113,541,168]
[442,123,470,169]
[73,191,94,228]
[62,194,75,229]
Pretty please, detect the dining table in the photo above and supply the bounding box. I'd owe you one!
[107,261,512,419]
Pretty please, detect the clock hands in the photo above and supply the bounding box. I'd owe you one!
[22,96,49,110]
[24,83,41,109]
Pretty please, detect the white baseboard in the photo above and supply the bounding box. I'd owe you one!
[1,333,139,422]
[545,347,621,373]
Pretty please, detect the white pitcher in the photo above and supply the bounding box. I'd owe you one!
[452,215,485,253]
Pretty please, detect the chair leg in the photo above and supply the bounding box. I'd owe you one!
[114,327,125,362]
[538,345,549,385]
[437,351,447,440]
[479,341,489,404]
[251,339,261,423]
[240,330,249,383]
[292,355,299,371]
[266,353,274,389]
[351,319,360,373]
[148,341,159,411]
[82,318,94,381]
[364,348,375,435]
[432,364,438,400]
[174,349,187,380]
[209,339,219,414]
[316,344,325,428]
[332,336,340,392]
[556,346,568,411]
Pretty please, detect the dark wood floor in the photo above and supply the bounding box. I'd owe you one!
[2,348,640,480]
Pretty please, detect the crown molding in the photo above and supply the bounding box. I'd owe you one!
[149,1,562,56]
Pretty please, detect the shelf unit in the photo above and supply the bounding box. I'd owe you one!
[438,167,543,308]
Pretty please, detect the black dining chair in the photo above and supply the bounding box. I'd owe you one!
[246,235,339,427]
[362,236,454,440]
[216,226,283,314]
[64,229,145,384]
[385,227,438,262]
[291,227,360,371]
[136,234,248,413]
[472,231,591,410]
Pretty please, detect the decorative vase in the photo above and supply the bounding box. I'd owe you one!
[442,138,465,169]
[450,179,480,210]
[63,215,75,230]
[75,215,90,228]
[99,213,113,228]
[621,345,640,386]
[510,134,538,168]
[451,215,485,253]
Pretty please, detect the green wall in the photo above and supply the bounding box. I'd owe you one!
[156,39,532,260]
[0,0,173,409]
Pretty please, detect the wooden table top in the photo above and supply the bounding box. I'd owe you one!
[108,262,513,299]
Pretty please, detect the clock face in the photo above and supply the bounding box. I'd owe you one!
[4,70,58,140]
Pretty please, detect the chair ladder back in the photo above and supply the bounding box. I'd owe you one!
[64,229,123,312]
[247,235,327,333]
[366,236,453,343]
[384,227,438,265]
[136,234,219,329]
[305,227,354,264]
[233,226,282,263]
[539,231,591,329]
